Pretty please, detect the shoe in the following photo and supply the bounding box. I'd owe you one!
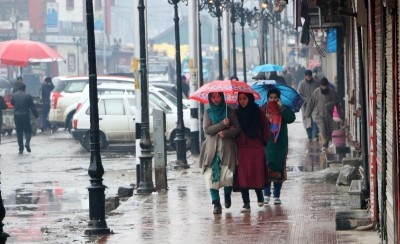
[264,196,270,204]
[212,201,222,214]
[25,145,31,153]
[224,194,231,209]
[257,202,264,207]
[18,150,23,155]
[274,198,282,205]
[321,146,327,152]
[308,138,312,142]
[240,203,251,213]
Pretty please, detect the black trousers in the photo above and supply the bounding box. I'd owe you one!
[14,114,31,151]
[241,189,264,204]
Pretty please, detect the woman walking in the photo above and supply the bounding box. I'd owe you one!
[236,92,269,212]
[261,88,296,204]
[199,92,240,214]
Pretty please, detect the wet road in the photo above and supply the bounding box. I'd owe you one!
[0,116,379,243]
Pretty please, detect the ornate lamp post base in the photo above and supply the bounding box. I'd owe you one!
[137,153,155,194]
[84,185,110,236]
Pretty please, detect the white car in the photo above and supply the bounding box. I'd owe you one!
[72,94,191,151]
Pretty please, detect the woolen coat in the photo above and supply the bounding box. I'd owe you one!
[199,107,240,175]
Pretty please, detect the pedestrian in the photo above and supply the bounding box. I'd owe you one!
[41,77,55,132]
[268,71,287,85]
[297,70,320,142]
[12,76,24,94]
[252,72,267,81]
[181,75,189,98]
[0,95,7,147]
[236,92,269,212]
[305,77,340,151]
[11,82,39,155]
[261,88,296,205]
[282,69,293,87]
[199,92,240,214]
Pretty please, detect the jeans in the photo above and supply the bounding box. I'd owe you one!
[264,182,283,198]
[41,103,51,130]
[306,120,319,139]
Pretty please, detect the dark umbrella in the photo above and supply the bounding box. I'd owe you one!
[252,81,304,112]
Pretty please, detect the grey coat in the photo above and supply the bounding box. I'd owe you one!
[297,79,320,129]
[199,107,240,173]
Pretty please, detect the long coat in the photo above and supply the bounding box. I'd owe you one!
[236,109,269,189]
[305,88,339,142]
[199,107,240,189]
[262,105,296,183]
[297,79,320,129]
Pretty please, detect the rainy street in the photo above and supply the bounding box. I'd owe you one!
[0,116,380,243]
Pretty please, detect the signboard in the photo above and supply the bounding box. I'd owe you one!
[46,3,59,33]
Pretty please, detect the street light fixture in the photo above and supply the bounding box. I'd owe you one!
[168,0,189,169]
[136,0,155,194]
[200,0,230,80]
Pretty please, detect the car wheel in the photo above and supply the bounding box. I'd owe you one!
[170,128,191,151]
[82,131,108,152]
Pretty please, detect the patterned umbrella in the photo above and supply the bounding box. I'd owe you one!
[189,79,260,104]
[0,40,64,67]
[252,82,304,112]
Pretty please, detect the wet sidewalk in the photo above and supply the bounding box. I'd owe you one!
[97,118,380,244]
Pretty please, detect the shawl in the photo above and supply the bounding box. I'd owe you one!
[237,93,260,138]
[266,101,282,143]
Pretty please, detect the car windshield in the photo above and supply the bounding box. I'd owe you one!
[157,90,188,109]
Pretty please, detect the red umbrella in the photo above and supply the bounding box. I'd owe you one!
[0,40,64,67]
[189,79,260,104]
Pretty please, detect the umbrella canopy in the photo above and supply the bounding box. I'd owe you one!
[0,40,64,67]
[252,64,284,73]
[189,79,260,104]
[252,82,304,112]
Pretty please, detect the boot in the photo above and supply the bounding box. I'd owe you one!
[224,194,231,209]
[212,200,222,214]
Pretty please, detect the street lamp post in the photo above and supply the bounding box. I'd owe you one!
[84,0,110,236]
[238,0,248,82]
[168,0,189,169]
[201,0,229,80]
[136,0,155,194]
[229,2,241,78]
[73,37,81,75]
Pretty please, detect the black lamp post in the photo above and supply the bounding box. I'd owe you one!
[201,0,230,80]
[238,0,249,82]
[84,0,110,236]
[73,37,81,75]
[229,2,241,78]
[0,171,9,243]
[168,0,189,169]
[137,0,155,194]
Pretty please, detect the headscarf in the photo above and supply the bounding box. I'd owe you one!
[237,92,260,139]
[266,88,282,143]
[207,92,228,124]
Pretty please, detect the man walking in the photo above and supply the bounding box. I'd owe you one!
[305,78,339,151]
[297,70,320,141]
[11,83,39,154]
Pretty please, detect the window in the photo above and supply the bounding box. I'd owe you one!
[103,99,125,115]
[66,0,74,10]
[64,80,87,93]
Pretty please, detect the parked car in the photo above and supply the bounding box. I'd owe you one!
[72,94,191,151]
[74,83,191,150]
[49,75,135,132]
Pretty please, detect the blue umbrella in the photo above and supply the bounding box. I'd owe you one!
[252,82,304,112]
[252,64,284,73]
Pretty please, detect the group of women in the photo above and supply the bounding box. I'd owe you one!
[199,84,296,214]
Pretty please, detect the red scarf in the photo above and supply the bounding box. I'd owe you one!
[266,101,282,143]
